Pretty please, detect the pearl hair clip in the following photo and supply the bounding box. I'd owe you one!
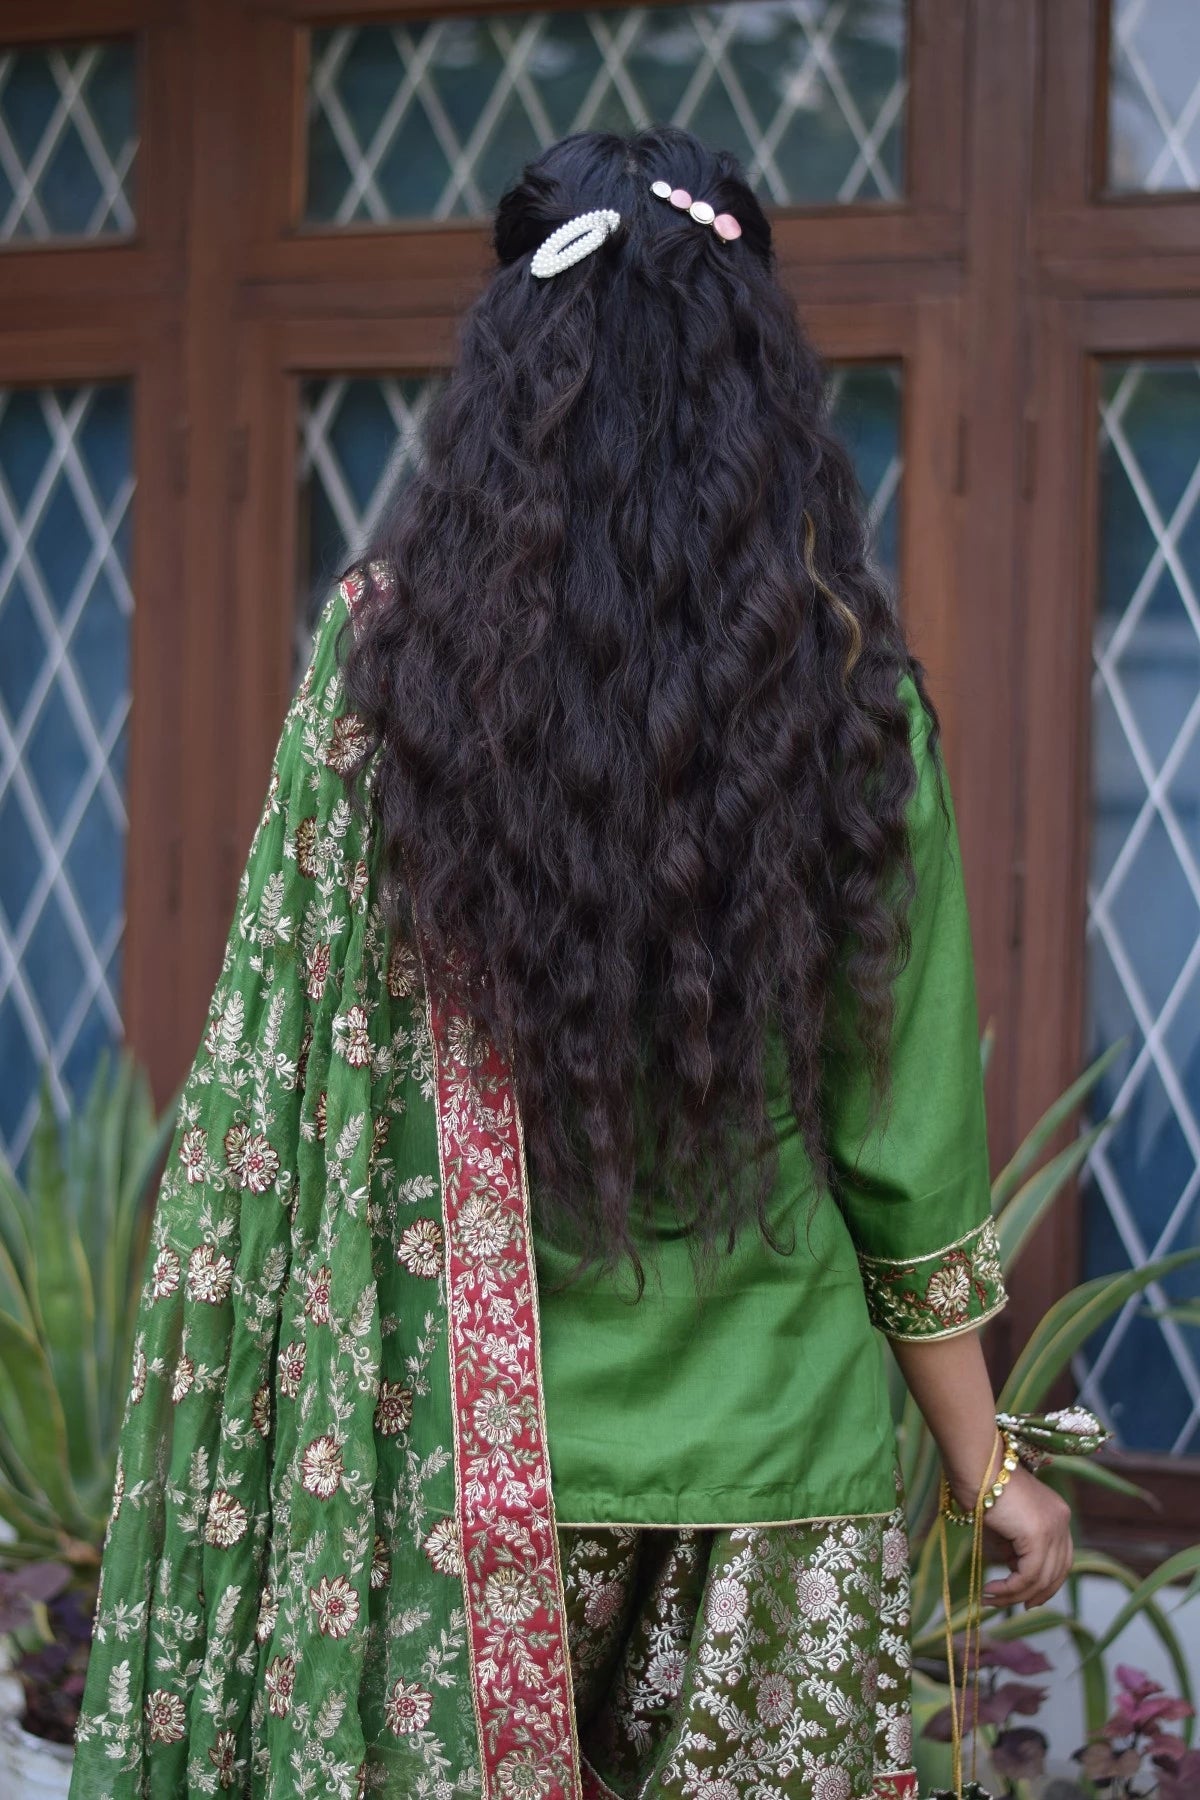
[529,208,621,278]
[650,178,742,241]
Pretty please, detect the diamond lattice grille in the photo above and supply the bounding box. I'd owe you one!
[1076,362,1200,1454]
[0,40,137,240]
[305,1,907,224]
[1108,0,1200,192]
[296,365,901,668]
[0,385,134,1172]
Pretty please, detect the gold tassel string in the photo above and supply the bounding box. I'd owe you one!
[938,1428,1003,1797]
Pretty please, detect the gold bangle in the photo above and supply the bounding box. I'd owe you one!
[940,1428,1020,1526]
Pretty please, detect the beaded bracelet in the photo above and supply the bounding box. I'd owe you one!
[939,1426,1020,1526]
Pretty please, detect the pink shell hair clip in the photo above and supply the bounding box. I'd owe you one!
[650,178,742,242]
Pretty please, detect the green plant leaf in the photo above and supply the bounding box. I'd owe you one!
[1148,1301,1200,1328]
[0,1156,34,1296]
[1000,1248,1200,1412]
[1077,1542,1200,1735]
[27,1075,99,1488]
[0,1230,34,1334]
[106,1069,177,1427]
[990,1038,1125,1214]
[995,1122,1110,1275]
[980,1018,996,1083]
[1040,1455,1151,1503]
[0,1309,89,1536]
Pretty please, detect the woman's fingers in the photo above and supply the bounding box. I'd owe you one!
[983,1525,1074,1608]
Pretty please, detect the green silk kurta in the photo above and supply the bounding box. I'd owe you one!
[534,671,1007,1527]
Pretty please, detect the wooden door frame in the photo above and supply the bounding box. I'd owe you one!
[1017,293,1200,1555]
[1010,0,1200,1550]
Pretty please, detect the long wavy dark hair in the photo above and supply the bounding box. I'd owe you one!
[338,124,941,1295]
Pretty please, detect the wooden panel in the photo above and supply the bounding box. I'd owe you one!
[948,0,1037,1259]
[7,0,1194,1536]
[0,0,163,39]
[1036,0,1104,209]
[1009,295,1093,1378]
[171,0,258,1067]
[122,322,187,1097]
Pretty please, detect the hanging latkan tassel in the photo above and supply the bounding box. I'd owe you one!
[929,1429,1002,1800]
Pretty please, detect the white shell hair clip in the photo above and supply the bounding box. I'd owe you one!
[530,208,621,279]
[649,178,742,241]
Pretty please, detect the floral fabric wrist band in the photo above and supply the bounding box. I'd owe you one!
[995,1404,1111,1470]
[940,1427,1019,1527]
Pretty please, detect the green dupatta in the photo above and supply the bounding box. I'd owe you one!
[70,571,584,1799]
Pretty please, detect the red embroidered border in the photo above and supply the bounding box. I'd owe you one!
[877,1772,919,1800]
[426,979,583,1800]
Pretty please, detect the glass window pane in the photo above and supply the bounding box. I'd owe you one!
[304,2,907,225]
[0,383,134,1171]
[0,40,137,240]
[1108,0,1200,193]
[1077,361,1200,1454]
[827,363,902,598]
[295,363,902,667]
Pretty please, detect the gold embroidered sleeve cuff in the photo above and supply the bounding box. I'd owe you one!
[857,1216,1007,1341]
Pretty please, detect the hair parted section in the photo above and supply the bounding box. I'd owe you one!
[336,124,942,1297]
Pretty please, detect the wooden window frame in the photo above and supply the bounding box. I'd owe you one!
[6,0,1196,1550]
[1012,0,1200,1555]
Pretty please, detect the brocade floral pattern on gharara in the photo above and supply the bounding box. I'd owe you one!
[562,1461,918,1800]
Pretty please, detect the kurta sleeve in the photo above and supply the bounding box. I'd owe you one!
[822,672,1007,1342]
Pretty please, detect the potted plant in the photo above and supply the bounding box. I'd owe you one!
[902,1034,1200,1795]
[0,1052,174,1794]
